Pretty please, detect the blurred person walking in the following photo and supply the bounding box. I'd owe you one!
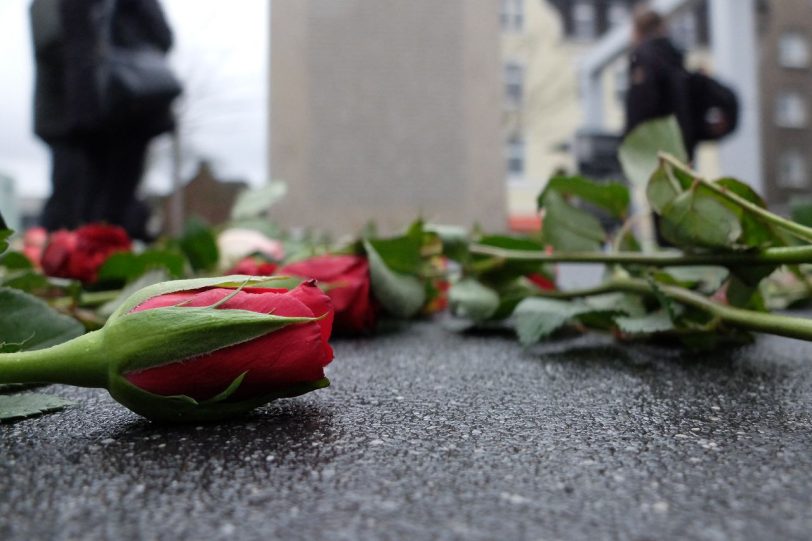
[30,0,180,240]
[624,7,698,158]
[624,7,738,161]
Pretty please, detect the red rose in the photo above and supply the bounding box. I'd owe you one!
[227,256,278,276]
[124,281,334,401]
[528,273,556,291]
[424,256,450,315]
[280,255,375,334]
[22,227,48,268]
[41,224,132,283]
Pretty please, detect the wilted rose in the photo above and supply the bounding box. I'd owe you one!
[41,224,132,283]
[280,255,376,334]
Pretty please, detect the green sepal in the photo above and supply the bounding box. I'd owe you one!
[105,305,316,373]
[107,374,330,423]
[201,372,247,404]
[0,229,11,255]
[363,240,426,319]
[108,275,293,321]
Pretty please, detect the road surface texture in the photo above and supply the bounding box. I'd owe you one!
[1,322,811,540]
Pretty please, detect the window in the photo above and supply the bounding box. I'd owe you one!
[503,62,524,108]
[778,150,808,188]
[506,135,525,179]
[607,2,629,30]
[500,0,524,33]
[779,32,810,68]
[572,0,597,41]
[775,91,808,128]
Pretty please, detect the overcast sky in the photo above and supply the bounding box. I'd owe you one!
[0,0,269,199]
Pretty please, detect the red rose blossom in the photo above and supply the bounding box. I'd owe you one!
[280,254,376,334]
[227,256,278,276]
[41,224,132,283]
[22,227,48,268]
[528,273,556,291]
[124,281,334,401]
[423,256,450,315]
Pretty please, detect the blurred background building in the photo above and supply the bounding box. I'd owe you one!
[759,0,812,206]
[0,0,810,233]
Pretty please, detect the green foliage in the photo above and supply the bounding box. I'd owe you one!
[0,229,11,255]
[513,293,651,346]
[513,298,618,346]
[230,182,287,221]
[1,252,50,293]
[179,218,219,272]
[2,272,50,293]
[614,311,674,335]
[449,278,500,321]
[1,251,33,270]
[540,175,630,219]
[658,266,729,292]
[790,197,812,228]
[657,187,743,249]
[474,235,546,281]
[0,393,74,422]
[363,240,426,319]
[715,178,782,248]
[0,282,85,422]
[0,287,84,353]
[426,224,469,262]
[540,191,605,251]
[366,235,422,275]
[619,116,687,187]
[649,158,787,253]
[98,250,186,283]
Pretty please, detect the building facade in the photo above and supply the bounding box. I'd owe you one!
[270,0,505,235]
[759,0,812,205]
[500,0,717,226]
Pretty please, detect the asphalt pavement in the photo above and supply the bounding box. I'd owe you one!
[1,321,811,541]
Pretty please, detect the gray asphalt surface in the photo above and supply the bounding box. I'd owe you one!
[1,322,811,541]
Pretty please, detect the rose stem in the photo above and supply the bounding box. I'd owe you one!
[537,276,812,342]
[469,244,812,266]
[0,331,107,388]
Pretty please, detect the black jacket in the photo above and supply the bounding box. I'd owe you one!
[30,0,174,142]
[624,36,696,158]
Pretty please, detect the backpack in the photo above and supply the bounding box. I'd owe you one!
[687,72,739,142]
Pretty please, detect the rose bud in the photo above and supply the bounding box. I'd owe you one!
[41,224,132,283]
[280,254,376,334]
[0,276,335,422]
